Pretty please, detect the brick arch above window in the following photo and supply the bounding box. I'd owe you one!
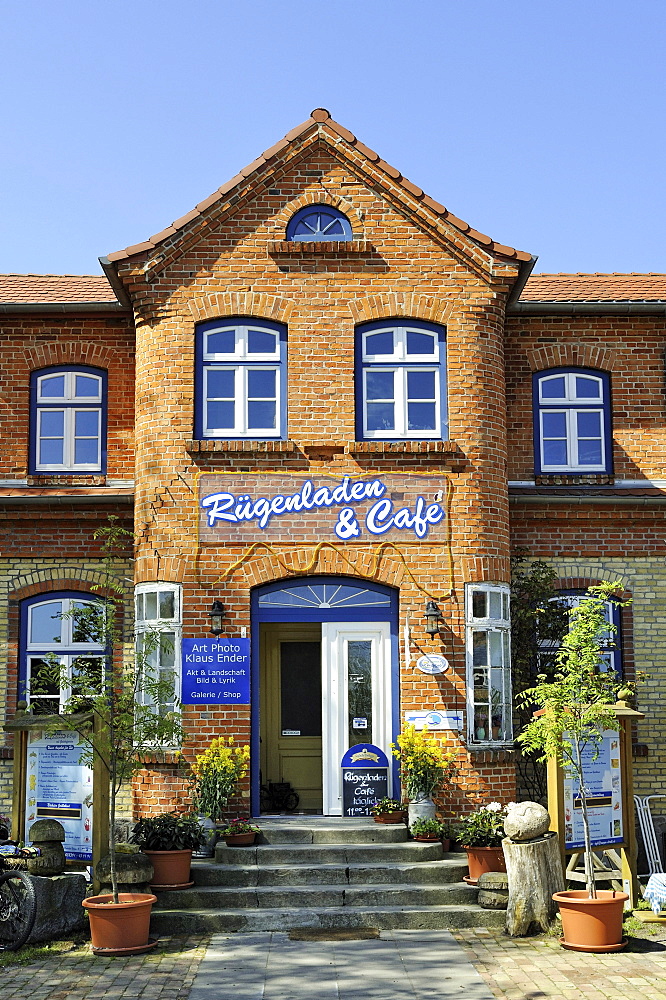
[525,344,615,374]
[7,571,121,604]
[348,293,455,327]
[271,192,364,240]
[24,343,117,372]
[135,553,190,584]
[187,292,295,325]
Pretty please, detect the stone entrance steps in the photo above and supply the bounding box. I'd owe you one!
[149,819,503,933]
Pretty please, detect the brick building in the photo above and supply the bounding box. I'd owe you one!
[1,110,664,830]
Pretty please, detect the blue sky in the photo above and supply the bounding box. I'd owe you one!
[1,1,664,276]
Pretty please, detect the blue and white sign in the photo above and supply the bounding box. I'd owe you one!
[181,638,250,704]
[341,744,390,817]
[405,710,463,732]
[416,654,449,674]
[25,730,93,861]
[198,473,448,545]
[563,730,623,849]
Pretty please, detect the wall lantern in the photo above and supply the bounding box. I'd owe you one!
[424,600,444,637]
[209,600,225,636]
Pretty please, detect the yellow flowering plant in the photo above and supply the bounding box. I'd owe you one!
[391,723,457,800]
[191,736,250,822]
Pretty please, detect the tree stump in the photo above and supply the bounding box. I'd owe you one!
[503,832,565,936]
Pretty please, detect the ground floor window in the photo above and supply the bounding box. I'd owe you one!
[21,592,105,713]
[465,583,512,745]
[134,583,182,716]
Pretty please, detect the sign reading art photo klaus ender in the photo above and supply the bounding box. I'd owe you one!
[198,473,448,544]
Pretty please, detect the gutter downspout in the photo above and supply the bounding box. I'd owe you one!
[506,254,538,309]
[99,256,132,311]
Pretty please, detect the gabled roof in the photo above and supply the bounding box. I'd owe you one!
[522,273,666,303]
[0,274,117,304]
[104,108,533,266]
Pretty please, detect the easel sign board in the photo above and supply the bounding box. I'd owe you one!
[563,729,623,850]
[25,730,93,861]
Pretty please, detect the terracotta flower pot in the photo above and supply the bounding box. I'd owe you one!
[413,834,439,842]
[553,890,628,952]
[224,832,257,846]
[464,846,506,882]
[144,849,193,889]
[372,813,404,824]
[441,838,451,852]
[82,892,157,955]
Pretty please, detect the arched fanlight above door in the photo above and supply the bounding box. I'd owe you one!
[258,581,391,609]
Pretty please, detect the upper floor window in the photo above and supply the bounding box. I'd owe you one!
[356,320,448,440]
[195,318,287,440]
[30,366,106,473]
[286,205,352,242]
[533,369,611,474]
[21,592,105,713]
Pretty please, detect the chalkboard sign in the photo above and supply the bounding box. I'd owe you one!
[340,744,389,818]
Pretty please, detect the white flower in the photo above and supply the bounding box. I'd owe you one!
[485,801,503,812]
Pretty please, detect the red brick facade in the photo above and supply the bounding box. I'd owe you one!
[2,110,665,833]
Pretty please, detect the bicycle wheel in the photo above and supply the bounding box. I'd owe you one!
[0,870,37,950]
[284,791,299,812]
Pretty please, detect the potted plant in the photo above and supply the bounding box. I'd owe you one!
[517,582,632,952]
[218,818,260,846]
[410,817,443,842]
[440,817,456,852]
[369,797,405,824]
[130,812,204,888]
[456,802,509,882]
[33,520,184,954]
[191,736,250,825]
[391,723,457,827]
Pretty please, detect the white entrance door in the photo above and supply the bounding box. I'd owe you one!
[321,621,392,816]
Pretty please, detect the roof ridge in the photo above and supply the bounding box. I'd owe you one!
[105,108,532,265]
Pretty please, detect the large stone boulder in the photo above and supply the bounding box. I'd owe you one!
[27,874,87,944]
[504,801,550,842]
[96,851,154,894]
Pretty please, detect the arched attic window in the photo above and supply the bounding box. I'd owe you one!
[286,205,352,242]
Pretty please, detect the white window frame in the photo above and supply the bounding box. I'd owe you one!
[35,371,103,472]
[135,583,182,717]
[465,583,512,746]
[360,324,444,440]
[537,372,606,472]
[203,365,281,437]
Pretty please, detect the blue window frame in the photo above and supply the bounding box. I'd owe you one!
[533,368,612,474]
[355,320,448,441]
[286,205,352,242]
[195,318,287,440]
[19,591,106,713]
[29,366,107,473]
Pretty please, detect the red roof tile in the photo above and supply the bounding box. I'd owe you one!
[521,273,666,303]
[0,274,117,304]
[106,108,533,265]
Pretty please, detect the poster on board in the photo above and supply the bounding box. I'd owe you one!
[563,729,623,850]
[25,730,93,861]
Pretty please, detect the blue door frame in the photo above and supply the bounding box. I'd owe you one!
[250,576,400,815]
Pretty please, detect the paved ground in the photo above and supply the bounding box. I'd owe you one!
[3,926,666,999]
